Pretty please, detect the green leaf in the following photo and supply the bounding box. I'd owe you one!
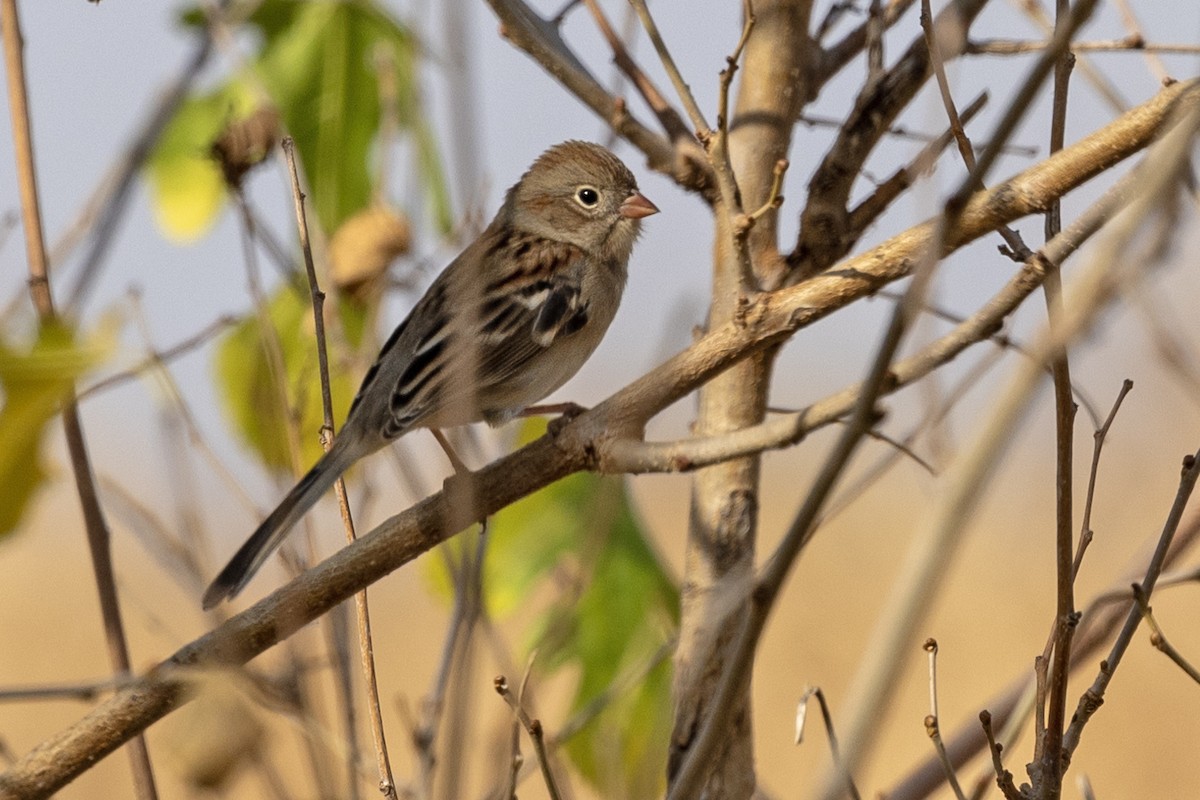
[0,322,110,537]
[213,285,357,473]
[146,83,255,241]
[154,0,452,239]
[424,419,678,796]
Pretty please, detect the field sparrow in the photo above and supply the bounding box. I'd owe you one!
[203,141,658,608]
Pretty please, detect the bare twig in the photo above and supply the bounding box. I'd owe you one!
[0,678,131,704]
[847,92,990,240]
[580,0,692,142]
[1074,380,1134,579]
[979,711,1023,800]
[494,676,562,800]
[1065,449,1200,755]
[1,3,159,797]
[820,0,918,82]
[946,0,1101,214]
[1133,585,1200,684]
[795,687,862,800]
[283,139,397,799]
[923,640,968,800]
[626,0,711,137]
[967,37,1200,57]
[800,104,1037,154]
[77,315,238,401]
[921,0,1032,260]
[1112,0,1171,83]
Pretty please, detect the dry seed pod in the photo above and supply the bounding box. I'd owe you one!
[328,205,412,303]
[210,105,281,187]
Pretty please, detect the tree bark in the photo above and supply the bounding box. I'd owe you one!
[668,3,813,796]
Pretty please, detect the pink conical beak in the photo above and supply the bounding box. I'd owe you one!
[619,191,659,219]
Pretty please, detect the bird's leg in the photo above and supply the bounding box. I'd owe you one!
[432,428,486,525]
[518,402,588,436]
[431,428,471,476]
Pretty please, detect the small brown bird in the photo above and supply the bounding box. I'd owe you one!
[203,141,658,608]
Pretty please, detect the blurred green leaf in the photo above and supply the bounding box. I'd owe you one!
[425,419,678,796]
[0,322,110,537]
[151,0,452,239]
[147,83,255,241]
[213,285,357,472]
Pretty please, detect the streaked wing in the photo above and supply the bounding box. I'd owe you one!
[345,228,590,438]
[475,235,588,385]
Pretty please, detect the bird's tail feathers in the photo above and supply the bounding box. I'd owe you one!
[201,442,359,609]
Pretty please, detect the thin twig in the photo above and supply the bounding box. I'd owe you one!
[946,0,1101,214]
[920,0,1032,260]
[1065,447,1200,755]
[282,136,365,800]
[233,170,336,797]
[819,0,918,82]
[847,92,990,239]
[1074,380,1134,579]
[875,288,1104,427]
[795,687,862,800]
[626,0,710,137]
[1112,0,1171,83]
[967,37,1200,56]
[744,158,788,224]
[1132,585,1200,684]
[283,139,398,800]
[0,677,132,704]
[494,676,562,800]
[1006,0,1127,114]
[1,3,159,797]
[77,315,238,401]
[800,104,1036,154]
[923,640,968,800]
[979,711,1023,800]
[581,0,692,142]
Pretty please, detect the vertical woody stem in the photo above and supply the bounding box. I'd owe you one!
[1,2,159,797]
[669,2,813,796]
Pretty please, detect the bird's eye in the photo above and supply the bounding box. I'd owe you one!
[575,186,600,208]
